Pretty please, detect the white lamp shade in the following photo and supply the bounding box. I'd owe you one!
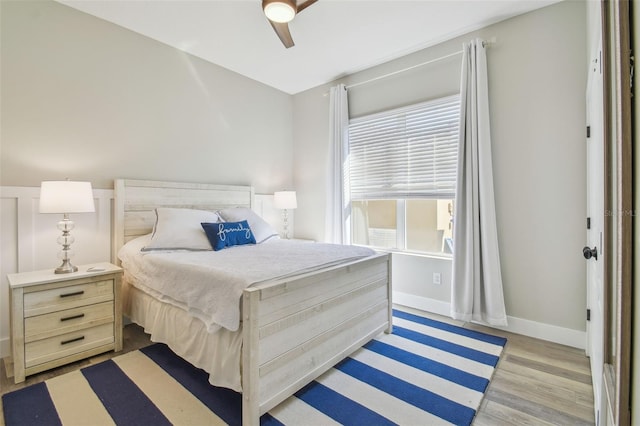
[39,181,95,214]
[263,0,296,23]
[273,191,297,209]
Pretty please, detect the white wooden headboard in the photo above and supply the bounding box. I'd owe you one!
[113,179,254,261]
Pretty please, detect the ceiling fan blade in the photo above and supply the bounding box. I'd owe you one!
[297,0,318,13]
[270,21,295,48]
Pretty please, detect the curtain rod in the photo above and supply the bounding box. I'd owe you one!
[345,50,463,90]
[344,38,495,91]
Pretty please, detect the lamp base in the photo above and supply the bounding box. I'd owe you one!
[55,259,78,274]
[282,208,290,239]
[54,214,78,274]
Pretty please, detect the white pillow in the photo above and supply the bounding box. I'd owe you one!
[217,207,279,244]
[142,207,220,251]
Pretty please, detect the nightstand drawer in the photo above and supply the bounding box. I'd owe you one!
[24,279,114,317]
[25,323,114,368]
[25,301,115,343]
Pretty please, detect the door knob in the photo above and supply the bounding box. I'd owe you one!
[583,246,598,260]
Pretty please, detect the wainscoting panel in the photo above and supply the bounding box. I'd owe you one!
[0,188,287,359]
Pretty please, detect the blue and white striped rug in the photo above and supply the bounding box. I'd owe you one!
[3,310,507,425]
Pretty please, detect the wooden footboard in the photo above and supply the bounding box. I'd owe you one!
[241,253,392,426]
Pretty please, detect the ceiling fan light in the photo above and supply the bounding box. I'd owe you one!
[263,0,296,23]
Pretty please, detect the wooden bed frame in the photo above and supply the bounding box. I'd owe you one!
[114,179,392,426]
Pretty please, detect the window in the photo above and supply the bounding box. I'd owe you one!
[348,95,460,255]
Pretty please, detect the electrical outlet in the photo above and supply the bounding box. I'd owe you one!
[433,272,441,285]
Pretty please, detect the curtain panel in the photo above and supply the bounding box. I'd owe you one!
[451,39,508,326]
[326,84,349,244]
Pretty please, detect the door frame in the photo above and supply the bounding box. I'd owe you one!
[600,1,632,425]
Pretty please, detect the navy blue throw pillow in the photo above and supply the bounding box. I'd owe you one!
[201,221,256,251]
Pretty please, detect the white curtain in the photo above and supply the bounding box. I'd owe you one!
[451,39,507,326]
[325,84,349,244]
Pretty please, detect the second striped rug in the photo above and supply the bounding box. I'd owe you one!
[3,309,507,425]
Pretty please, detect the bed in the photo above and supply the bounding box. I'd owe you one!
[113,179,392,426]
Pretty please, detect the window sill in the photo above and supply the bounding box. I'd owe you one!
[365,246,453,261]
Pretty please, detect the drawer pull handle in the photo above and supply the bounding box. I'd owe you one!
[60,290,84,298]
[60,336,85,345]
[60,313,85,322]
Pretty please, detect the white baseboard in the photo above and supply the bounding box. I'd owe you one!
[1,292,586,359]
[393,291,451,317]
[393,291,586,350]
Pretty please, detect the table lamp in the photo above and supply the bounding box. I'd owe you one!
[273,191,297,239]
[39,180,95,273]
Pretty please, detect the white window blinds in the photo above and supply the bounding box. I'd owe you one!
[348,94,460,200]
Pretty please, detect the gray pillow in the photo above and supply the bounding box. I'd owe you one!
[142,207,220,251]
[217,207,279,244]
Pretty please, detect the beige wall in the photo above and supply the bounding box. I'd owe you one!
[1,0,294,193]
[293,1,588,334]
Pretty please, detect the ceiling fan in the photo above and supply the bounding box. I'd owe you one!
[262,0,318,48]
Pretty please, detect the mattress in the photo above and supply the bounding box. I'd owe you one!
[119,235,375,332]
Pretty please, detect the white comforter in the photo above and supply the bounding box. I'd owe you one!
[118,236,375,332]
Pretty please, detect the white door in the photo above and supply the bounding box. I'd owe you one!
[585,36,605,426]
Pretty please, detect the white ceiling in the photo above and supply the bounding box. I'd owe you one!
[58,0,559,94]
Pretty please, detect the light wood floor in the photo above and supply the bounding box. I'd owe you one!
[1,309,595,425]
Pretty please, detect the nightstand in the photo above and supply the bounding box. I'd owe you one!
[6,262,122,383]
